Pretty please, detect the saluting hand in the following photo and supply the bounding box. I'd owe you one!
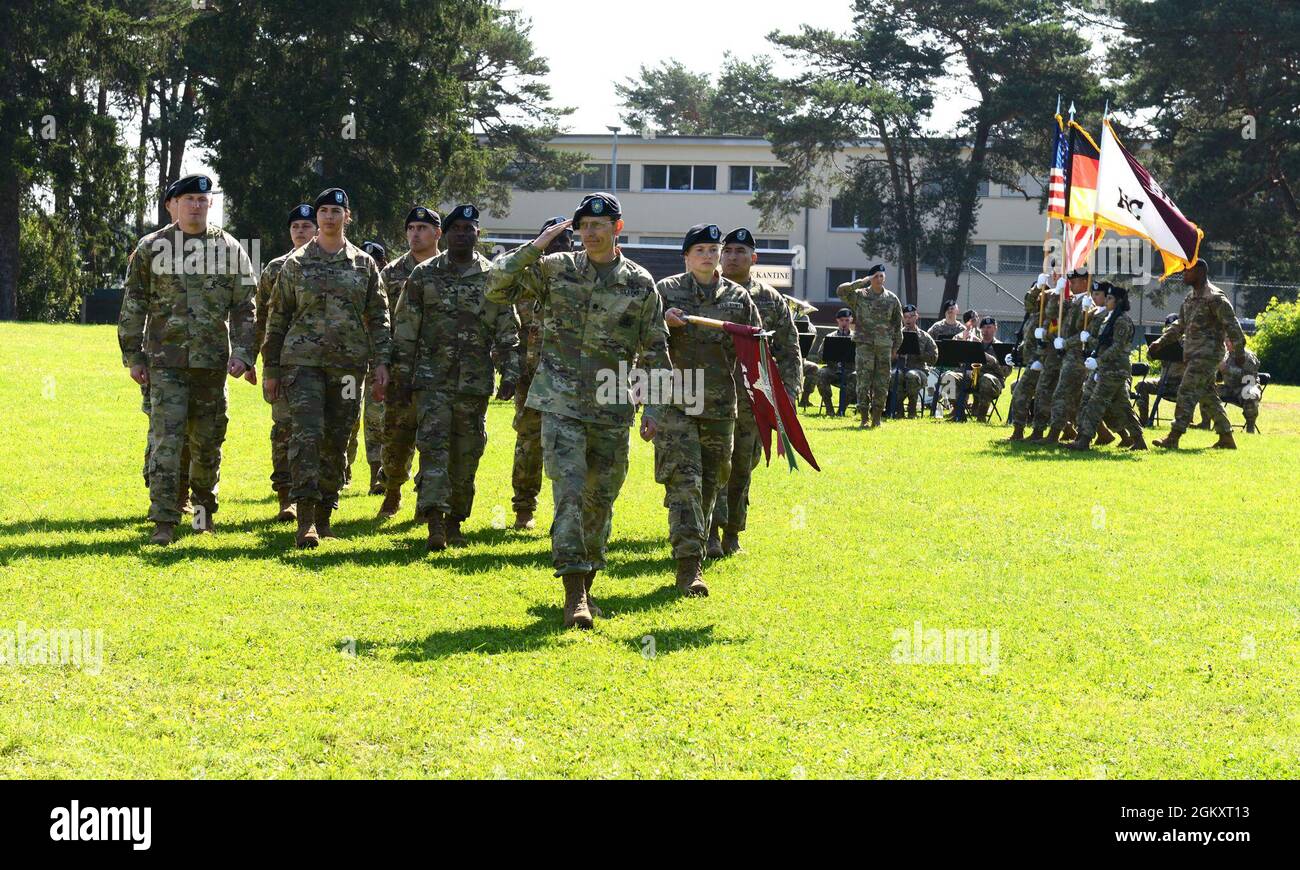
[532,219,573,251]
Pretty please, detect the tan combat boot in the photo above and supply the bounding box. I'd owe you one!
[1007,424,1026,442]
[561,574,593,629]
[149,522,175,546]
[706,526,724,559]
[368,462,384,495]
[276,489,296,522]
[1065,435,1090,451]
[296,501,319,549]
[675,557,708,597]
[426,512,447,552]
[1153,430,1182,449]
[512,510,535,531]
[315,504,337,539]
[1212,431,1238,449]
[377,488,402,519]
[584,570,602,618]
[446,518,467,547]
[1094,421,1115,446]
[721,530,742,556]
[906,396,917,418]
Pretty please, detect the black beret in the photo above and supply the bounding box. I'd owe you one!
[979,316,996,327]
[171,174,212,197]
[835,308,853,318]
[1105,283,1128,299]
[1164,313,1179,326]
[942,299,958,313]
[1092,280,1110,293]
[864,263,885,276]
[362,240,386,259]
[1066,266,1090,279]
[315,187,349,209]
[573,193,621,223]
[539,215,569,234]
[963,309,977,322]
[406,206,439,227]
[723,227,756,248]
[288,203,316,226]
[902,304,917,313]
[681,223,723,253]
[163,180,181,203]
[444,204,480,226]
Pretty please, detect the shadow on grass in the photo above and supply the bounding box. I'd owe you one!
[979,440,1174,461]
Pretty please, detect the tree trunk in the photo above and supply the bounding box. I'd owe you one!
[0,140,19,320]
[135,86,151,236]
[944,115,992,300]
[876,118,919,307]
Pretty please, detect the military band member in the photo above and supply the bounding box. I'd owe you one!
[253,203,318,521]
[655,223,762,597]
[488,192,670,629]
[1151,259,1246,449]
[815,308,855,415]
[928,299,964,341]
[707,227,803,558]
[897,304,937,418]
[118,174,257,545]
[261,187,391,548]
[376,206,441,519]
[970,316,1011,422]
[1208,338,1260,433]
[1135,313,1182,427]
[836,263,902,428]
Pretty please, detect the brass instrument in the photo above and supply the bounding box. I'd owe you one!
[970,362,982,390]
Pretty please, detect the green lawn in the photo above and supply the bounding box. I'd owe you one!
[2,322,1298,778]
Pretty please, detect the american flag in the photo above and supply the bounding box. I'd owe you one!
[1047,119,1067,219]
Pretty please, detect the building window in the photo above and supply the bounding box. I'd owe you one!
[968,244,987,271]
[567,163,629,191]
[976,179,990,197]
[754,237,788,249]
[643,164,718,191]
[830,197,869,230]
[637,236,682,246]
[729,165,766,192]
[997,244,1041,273]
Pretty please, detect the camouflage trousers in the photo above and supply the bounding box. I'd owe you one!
[710,405,761,534]
[267,393,292,492]
[141,383,190,496]
[284,365,365,506]
[855,343,892,416]
[817,366,855,410]
[346,368,384,474]
[1008,366,1040,426]
[1170,354,1231,435]
[902,368,927,408]
[1031,349,1063,429]
[1048,351,1086,430]
[800,361,820,406]
[512,368,543,514]
[380,390,418,491]
[1212,387,1258,426]
[654,406,734,560]
[1077,369,1141,441]
[145,367,228,524]
[540,412,630,576]
[413,390,490,521]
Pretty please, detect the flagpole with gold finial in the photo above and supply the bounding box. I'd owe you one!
[1059,101,1075,330]
[1042,95,1062,276]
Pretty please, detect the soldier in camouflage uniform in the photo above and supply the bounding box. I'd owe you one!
[1136,313,1183,427]
[1076,282,1137,446]
[969,316,1012,421]
[1208,339,1260,433]
[376,207,441,519]
[654,223,763,597]
[118,174,257,545]
[897,303,938,417]
[1006,276,1050,440]
[1043,267,1095,444]
[391,204,519,551]
[836,264,902,427]
[927,300,965,341]
[1068,284,1146,450]
[1026,281,1066,442]
[510,216,573,532]
[706,227,803,558]
[1152,259,1246,449]
[261,188,391,548]
[253,203,318,521]
[488,192,670,629]
[815,309,856,415]
[345,240,389,494]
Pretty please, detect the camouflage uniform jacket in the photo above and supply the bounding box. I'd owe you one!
[486,244,670,427]
[733,276,802,405]
[261,238,391,379]
[118,222,256,370]
[837,281,903,350]
[392,250,519,396]
[1093,310,1135,375]
[253,250,293,364]
[927,320,964,342]
[900,326,938,371]
[380,250,423,317]
[656,271,763,421]
[1152,281,1245,362]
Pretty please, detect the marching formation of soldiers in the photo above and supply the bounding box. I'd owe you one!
[119,177,1261,629]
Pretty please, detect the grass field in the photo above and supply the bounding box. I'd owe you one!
[2,322,1298,779]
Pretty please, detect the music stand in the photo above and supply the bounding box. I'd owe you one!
[798,330,815,358]
[822,335,856,416]
[931,340,987,418]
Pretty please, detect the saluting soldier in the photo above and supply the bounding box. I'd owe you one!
[391,204,519,551]
[261,187,391,548]
[488,192,670,630]
[654,223,763,597]
[1151,259,1246,449]
[376,206,442,519]
[118,174,256,545]
[836,263,902,427]
[253,203,318,521]
[706,227,802,558]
